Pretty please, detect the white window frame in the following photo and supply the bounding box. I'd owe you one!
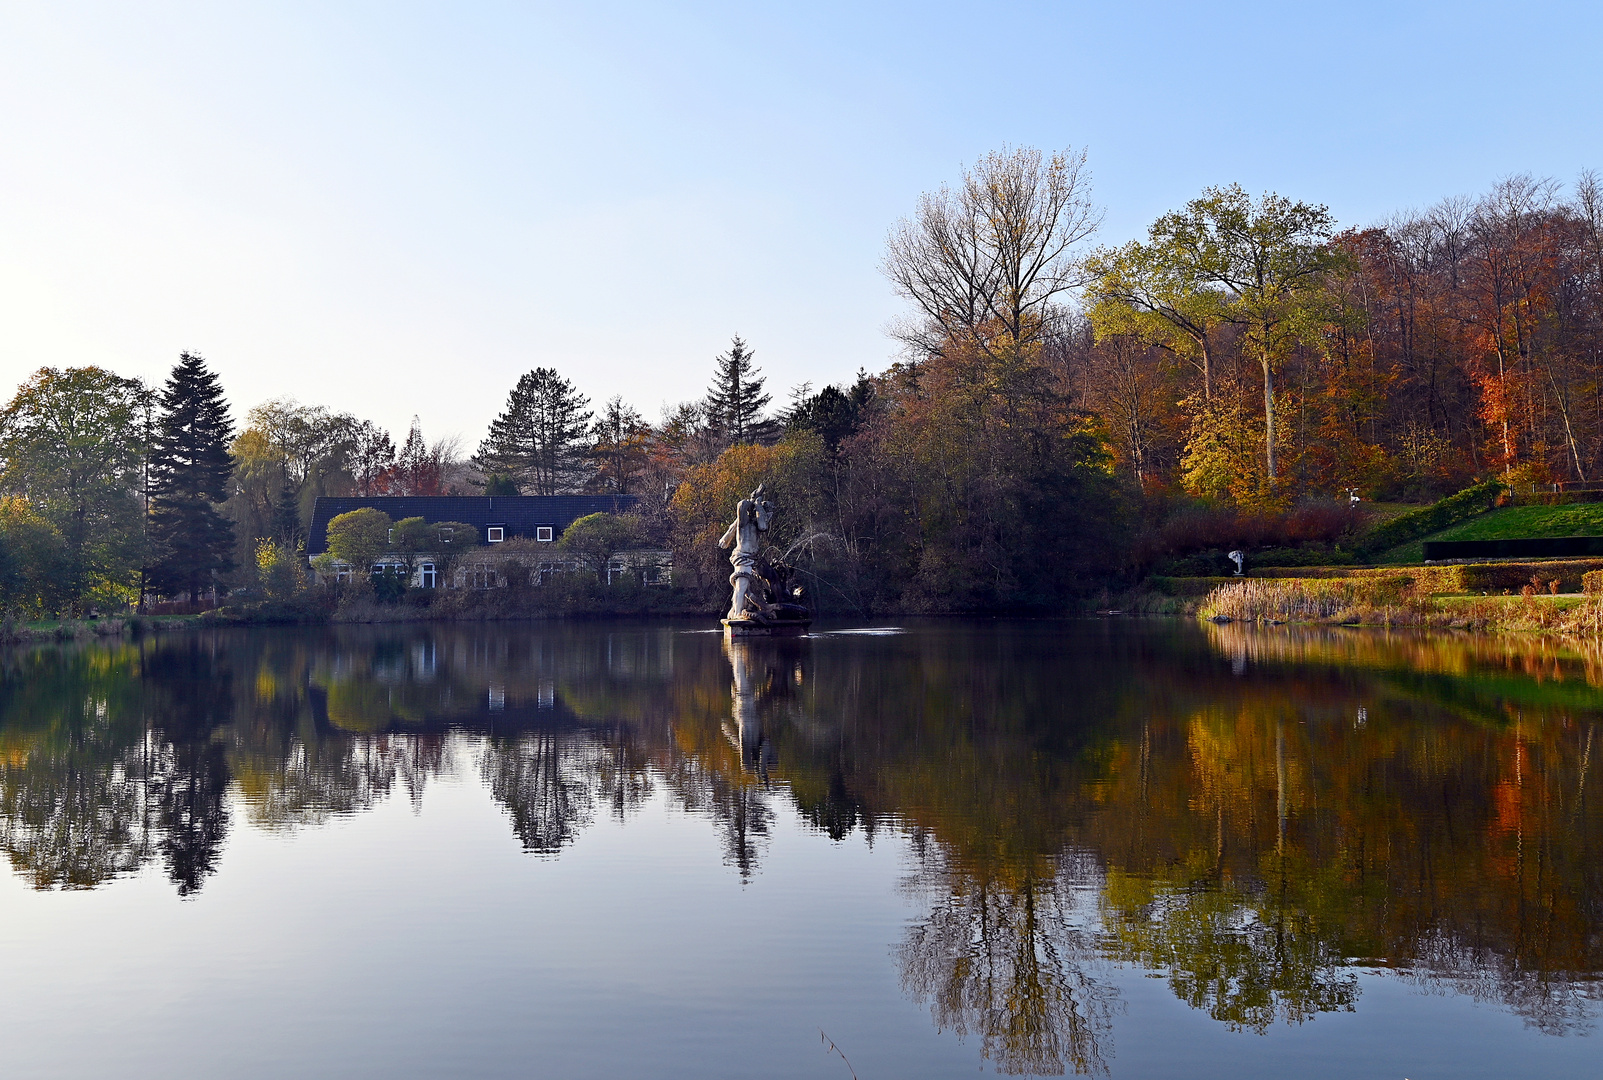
[439,527,454,544]
[420,562,437,589]
[487,527,504,543]
[536,526,554,542]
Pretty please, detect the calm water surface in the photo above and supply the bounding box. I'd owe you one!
[0,618,1598,1078]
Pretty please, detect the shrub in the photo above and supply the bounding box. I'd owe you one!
[1141,498,1365,572]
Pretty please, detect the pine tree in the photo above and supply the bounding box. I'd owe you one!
[475,368,593,494]
[147,353,236,601]
[704,336,774,445]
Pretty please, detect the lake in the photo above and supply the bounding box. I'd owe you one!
[0,618,1598,1078]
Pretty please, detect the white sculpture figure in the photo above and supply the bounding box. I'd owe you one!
[718,485,775,621]
[1228,550,1245,577]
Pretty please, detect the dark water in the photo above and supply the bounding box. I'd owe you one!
[0,619,1598,1079]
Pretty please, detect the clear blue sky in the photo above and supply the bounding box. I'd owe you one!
[1,1,1598,447]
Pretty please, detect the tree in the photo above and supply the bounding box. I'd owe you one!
[475,368,593,494]
[785,374,873,452]
[1084,236,1231,400]
[253,538,306,601]
[421,520,479,586]
[704,336,774,445]
[228,398,381,561]
[146,353,236,602]
[388,516,436,581]
[0,497,67,617]
[559,512,647,581]
[589,396,651,494]
[1147,185,1339,486]
[346,420,395,495]
[323,508,391,587]
[883,145,1100,362]
[0,366,150,609]
[391,417,455,495]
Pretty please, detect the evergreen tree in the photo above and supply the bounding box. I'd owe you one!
[784,371,874,452]
[147,353,236,601]
[704,336,775,445]
[271,476,302,547]
[475,368,593,494]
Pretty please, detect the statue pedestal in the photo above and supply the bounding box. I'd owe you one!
[722,619,810,642]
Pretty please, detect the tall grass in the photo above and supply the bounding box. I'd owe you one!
[1200,578,1414,624]
[1201,576,1603,634]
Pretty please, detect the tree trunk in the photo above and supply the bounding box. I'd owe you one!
[1262,354,1277,484]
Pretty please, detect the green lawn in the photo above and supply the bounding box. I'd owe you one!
[1378,502,1603,564]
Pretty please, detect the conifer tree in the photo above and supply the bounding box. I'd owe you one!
[704,335,774,445]
[147,353,236,601]
[475,368,593,494]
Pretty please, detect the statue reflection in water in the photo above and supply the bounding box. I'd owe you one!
[724,639,775,775]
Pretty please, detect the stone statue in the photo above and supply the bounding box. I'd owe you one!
[1228,550,1245,577]
[719,485,775,620]
[718,485,810,634]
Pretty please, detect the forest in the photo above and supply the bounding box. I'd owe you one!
[0,147,1599,616]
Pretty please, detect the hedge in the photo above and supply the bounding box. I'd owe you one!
[1354,479,1502,555]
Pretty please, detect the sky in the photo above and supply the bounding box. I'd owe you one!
[1,1,1599,449]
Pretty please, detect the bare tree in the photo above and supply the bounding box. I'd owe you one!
[883,145,1101,361]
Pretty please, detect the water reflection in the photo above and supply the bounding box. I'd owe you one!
[0,620,1600,1071]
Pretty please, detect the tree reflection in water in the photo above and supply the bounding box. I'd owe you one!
[0,620,1600,1059]
[899,844,1117,1076]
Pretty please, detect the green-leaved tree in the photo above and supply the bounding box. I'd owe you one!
[1147,185,1340,486]
[323,508,391,589]
[559,512,646,581]
[0,366,150,609]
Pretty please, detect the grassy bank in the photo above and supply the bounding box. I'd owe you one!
[0,614,211,644]
[1377,502,1603,563]
[1199,577,1603,633]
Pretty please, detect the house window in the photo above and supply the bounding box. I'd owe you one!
[487,527,504,543]
[643,565,661,584]
[536,526,554,542]
[386,528,394,543]
[538,562,554,586]
[472,562,496,589]
[439,527,454,543]
[420,562,437,589]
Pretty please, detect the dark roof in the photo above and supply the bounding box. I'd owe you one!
[307,495,639,554]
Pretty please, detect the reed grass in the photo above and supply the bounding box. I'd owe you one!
[1201,577,1419,625]
[1202,576,1603,634]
